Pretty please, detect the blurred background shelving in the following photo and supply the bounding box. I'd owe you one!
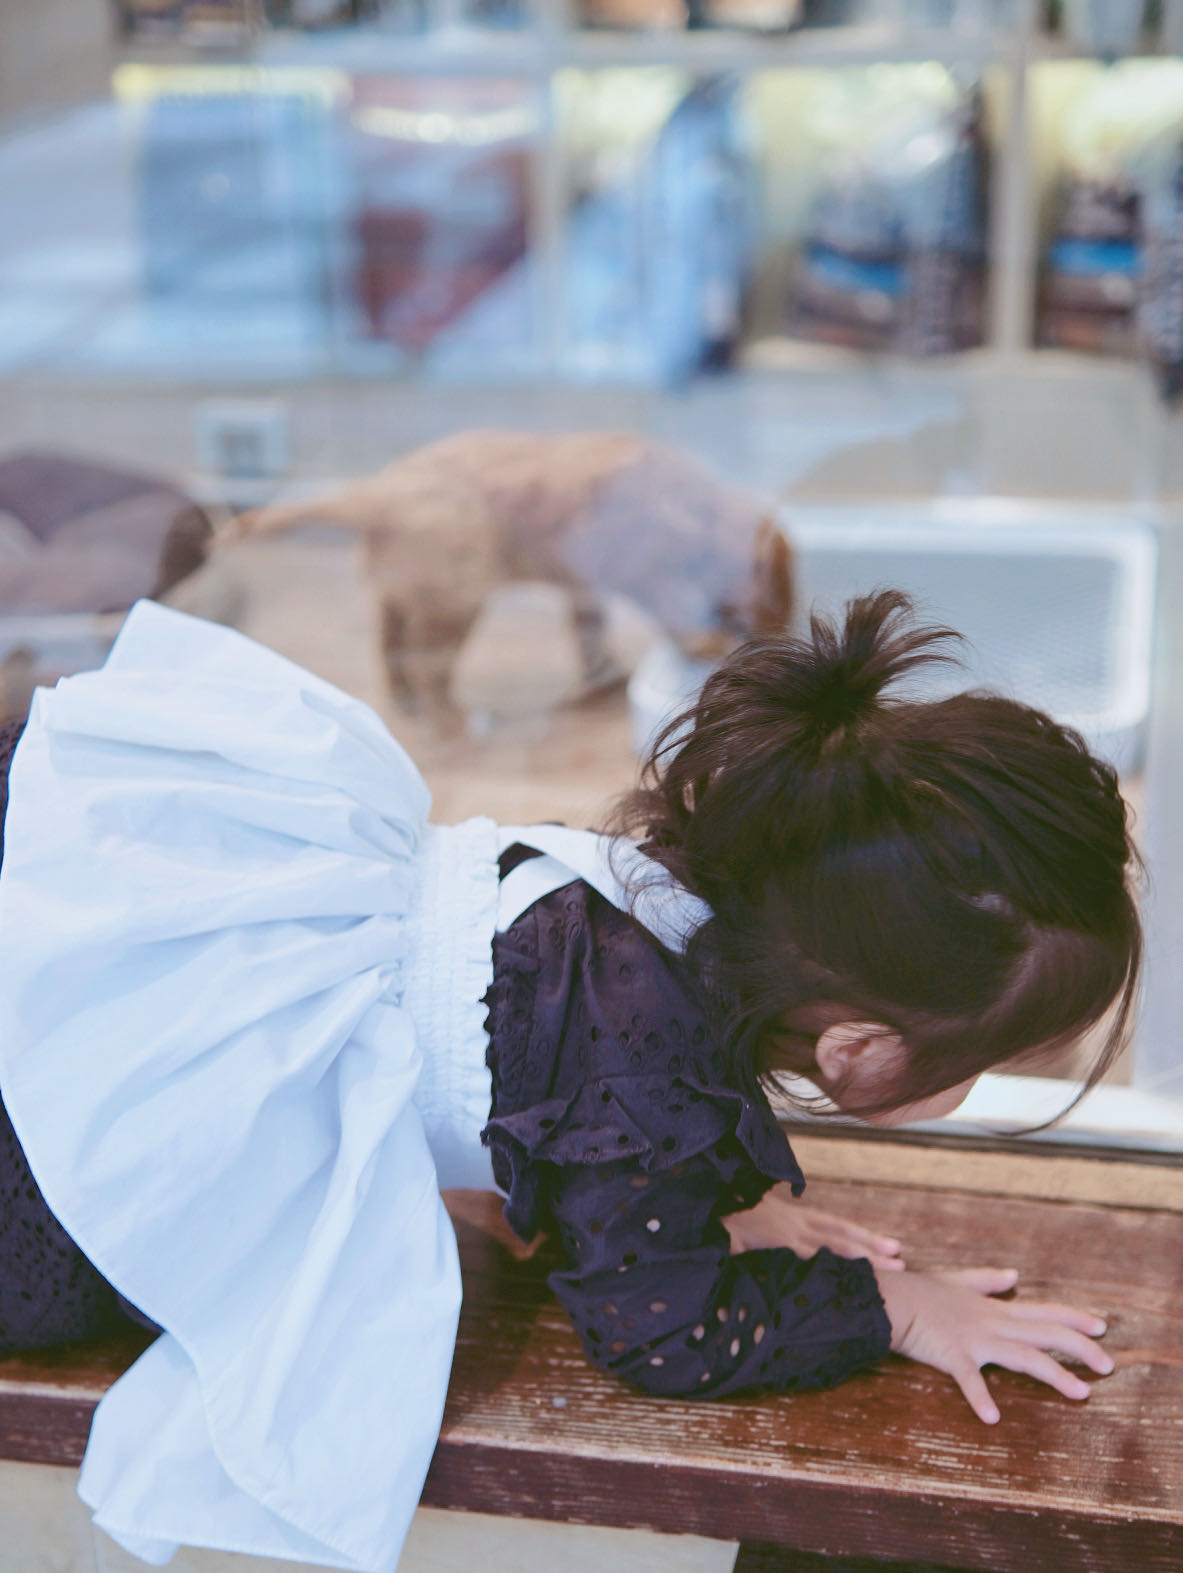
[9,0,1183,397]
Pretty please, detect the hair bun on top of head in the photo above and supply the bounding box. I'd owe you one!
[789,589,961,745]
[679,587,962,765]
[616,587,1141,1121]
[625,590,966,885]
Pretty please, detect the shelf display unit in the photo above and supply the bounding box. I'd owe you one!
[5,0,1183,385]
[54,2,1172,379]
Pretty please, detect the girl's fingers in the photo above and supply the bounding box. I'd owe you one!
[808,1213,902,1254]
[836,1223,902,1254]
[815,1235,906,1270]
[950,1357,1000,1425]
[943,1266,1020,1296]
[1004,1301,1108,1338]
[1000,1320,1114,1375]
[990,1341,1092,1401]
[863,1233,903,1256]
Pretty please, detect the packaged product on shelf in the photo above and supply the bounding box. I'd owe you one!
[1132,126,1183,401]
[114,0,255,41]
[778,70,987,357]
[1056,0,1148,56]
[137,83,337,364]
[345,78,536,357]
[463,0,529,29]
[576,0,688,27]
[1035,61,1183,395]
[561,71,754,382]
[1037,177,1139,357]
[699,0,802,31]
[575,0,856,30]
[893,0,1019,33]
[262,0,382,26]
[790,174,901,353]
[897,89,988,355]
[1162,0,1183,54]
[113,0,182,36]
[796,0,865,22]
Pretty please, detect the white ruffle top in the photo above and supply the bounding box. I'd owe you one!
[0,601,710,1573]
[0,603,502,1571]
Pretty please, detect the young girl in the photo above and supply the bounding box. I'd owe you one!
[0,589,1137,1573]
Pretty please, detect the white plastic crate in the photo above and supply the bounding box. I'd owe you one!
[629,499,1158,776]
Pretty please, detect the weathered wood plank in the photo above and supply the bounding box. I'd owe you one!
[789,1133,1183,1211]
[0,1329,150,1467]
[423,1181,1183,1573]
[732,1550,968,1573]
[1,1178,1179,1573]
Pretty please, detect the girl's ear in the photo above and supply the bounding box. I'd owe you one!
[812,1021,907,1109]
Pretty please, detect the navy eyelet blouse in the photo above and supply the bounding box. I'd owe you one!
[0,717,890,1395]
[482,857,891,1398]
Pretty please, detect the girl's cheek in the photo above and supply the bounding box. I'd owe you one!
[867,1077,980,1128]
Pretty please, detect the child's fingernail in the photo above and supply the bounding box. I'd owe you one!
[983,1407,1000,1424]
[1099,1356,1115,1374]
[1092,1320,1108,1336]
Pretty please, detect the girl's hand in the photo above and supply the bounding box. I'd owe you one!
[875,1265,1114,1424]
[722,1186,905,1274]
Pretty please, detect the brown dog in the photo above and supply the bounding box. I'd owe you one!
[232,429,793,714]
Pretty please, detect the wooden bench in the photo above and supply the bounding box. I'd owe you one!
[2,1137,1181,1573]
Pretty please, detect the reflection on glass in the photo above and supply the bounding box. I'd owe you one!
[345,78,539,372]
[570,0,1023,34]
[745,66,990,361]
[557,65,992,385]
[115,0,256,44]
[113,0,532,37]
[0,0,1181,1143]
[0,68,540,380]
[1033,60,1183,400]
[558,69,753,382]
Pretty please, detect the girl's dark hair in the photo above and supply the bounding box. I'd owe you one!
[611,590,1143,1119]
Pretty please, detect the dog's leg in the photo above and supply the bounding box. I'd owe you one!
[569,585,617,691]
[378,598,416,712]
[378,586,485,719]
[747,516,794,636]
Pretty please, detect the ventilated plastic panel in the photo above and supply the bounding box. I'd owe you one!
[630,501,1157,775]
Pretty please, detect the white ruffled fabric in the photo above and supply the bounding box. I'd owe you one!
[0,602,500,1572]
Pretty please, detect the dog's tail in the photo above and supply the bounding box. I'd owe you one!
[214,489,375,550]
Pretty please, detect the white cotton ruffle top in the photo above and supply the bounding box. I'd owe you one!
[0,602,502,1572]
[0,600,709,1573]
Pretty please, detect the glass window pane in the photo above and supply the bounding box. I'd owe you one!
[2,3,1181,1149]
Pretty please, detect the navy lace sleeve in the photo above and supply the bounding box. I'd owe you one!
[0,717,156,1354]
[545,1157,889,1396]
[482,875,892,1398]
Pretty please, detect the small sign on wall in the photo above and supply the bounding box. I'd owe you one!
[194,400,290,481]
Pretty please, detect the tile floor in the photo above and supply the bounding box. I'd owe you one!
[0,1461,738,1573]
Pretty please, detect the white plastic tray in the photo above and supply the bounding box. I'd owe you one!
[630,499,1158,775]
